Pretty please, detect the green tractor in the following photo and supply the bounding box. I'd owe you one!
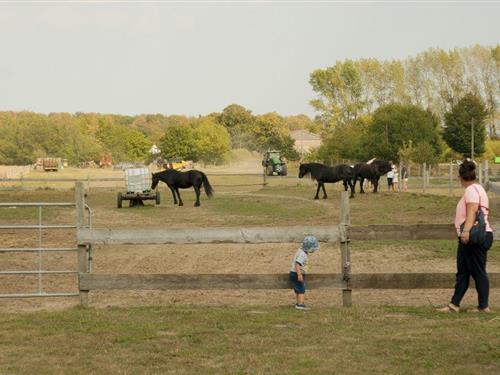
[262,150,287,176]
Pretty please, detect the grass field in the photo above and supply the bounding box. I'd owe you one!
[0,305,499,374]
[1,184,483,227]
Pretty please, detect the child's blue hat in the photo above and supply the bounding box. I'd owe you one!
[302,235,319,253]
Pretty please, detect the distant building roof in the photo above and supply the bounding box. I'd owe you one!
[290,129,321,141]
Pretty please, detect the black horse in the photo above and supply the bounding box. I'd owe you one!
[151,169,214,207]
[299,163,355,199]
[352,160,392,194]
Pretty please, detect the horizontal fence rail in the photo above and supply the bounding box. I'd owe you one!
[350,273,500,289]
[0,270,78,275]
[77,224,463,245]
[78,226,341,245]
[0,178,123,182]
[0,293,79,298]
[78,223,500,245]
[79,274,345,290]
[79,273,500,291]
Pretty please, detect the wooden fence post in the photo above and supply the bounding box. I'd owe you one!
[479,162,483,185]
[263,168,267,187]
[75,182,89,306]
[339,191,352,307]
[448,162,453,196]
[422,163,426,193]
[398,164,402,192]
[484,160,489,188]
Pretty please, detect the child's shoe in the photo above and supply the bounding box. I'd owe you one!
[295,304,310,310]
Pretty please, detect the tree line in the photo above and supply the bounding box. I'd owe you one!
[0,108,309,165]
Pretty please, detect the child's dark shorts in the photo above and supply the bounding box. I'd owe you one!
[290,271,306,294]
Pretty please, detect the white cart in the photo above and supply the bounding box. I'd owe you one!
[117,167,160,208]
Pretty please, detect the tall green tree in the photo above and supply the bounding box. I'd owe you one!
[217,104,254,148]
[443,93,488,158]
[158,124,197,161]
[193,119,231,164]
[309,60,365,131]
[316,115,371,162]
[366,103,442,162]
[284,114,320,134]
[247,113,299,160]
[96,123,150,162]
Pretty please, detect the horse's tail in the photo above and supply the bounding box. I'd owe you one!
[201,172,214,198]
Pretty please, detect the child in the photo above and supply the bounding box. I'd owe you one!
[392,166,399,192]
[290,235,320,310]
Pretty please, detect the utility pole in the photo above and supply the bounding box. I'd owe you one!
[471,117,474,161]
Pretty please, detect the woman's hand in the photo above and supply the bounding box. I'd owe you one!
[297,275,304,283]
[460,230,470,244]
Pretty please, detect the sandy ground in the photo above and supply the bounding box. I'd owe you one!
[1,240,499,312]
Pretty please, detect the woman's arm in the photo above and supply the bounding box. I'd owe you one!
[460,202,480,243]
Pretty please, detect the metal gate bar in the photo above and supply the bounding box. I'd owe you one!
[0,248,77,253]
[0,202,91,298]
[0,271,78,275]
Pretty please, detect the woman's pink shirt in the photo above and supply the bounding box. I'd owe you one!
[454,183,492,235]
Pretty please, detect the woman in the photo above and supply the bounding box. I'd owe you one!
[438,160,493,313]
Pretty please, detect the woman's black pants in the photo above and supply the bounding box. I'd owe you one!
[451,232,493,309]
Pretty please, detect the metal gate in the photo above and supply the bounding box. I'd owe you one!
[0,202,91,298]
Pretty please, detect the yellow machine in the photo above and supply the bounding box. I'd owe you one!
[164,159,189,170]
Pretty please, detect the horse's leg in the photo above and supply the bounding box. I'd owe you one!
[343,180,348,191]
[321,183,328,199]
[360,178,365,193]
[193,185,201,207]
[314,183,321,199]
[347,179,355,198]
[169,187,178,205]
[175,188,184,206]
[374,177,380,193]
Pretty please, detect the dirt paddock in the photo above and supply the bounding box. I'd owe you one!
[1,241,499,312]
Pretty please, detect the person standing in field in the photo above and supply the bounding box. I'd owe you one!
[387,161,395,191]
[400,163,409,191]
[438,160,493,313]
[392,165,399,191]
[290,235,320,310]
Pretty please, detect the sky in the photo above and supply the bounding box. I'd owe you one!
[0,1,498,117]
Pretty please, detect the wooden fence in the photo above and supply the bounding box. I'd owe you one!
[74,182,499,307]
